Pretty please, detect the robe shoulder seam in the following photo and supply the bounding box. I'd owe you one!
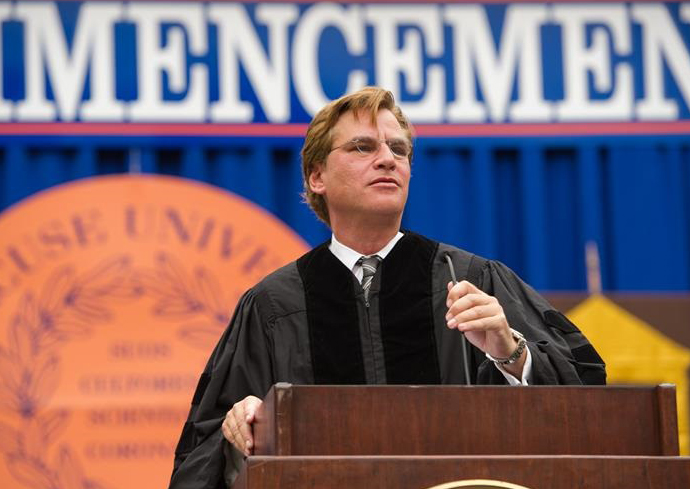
[267,308,308,324]
[251,259,306,325]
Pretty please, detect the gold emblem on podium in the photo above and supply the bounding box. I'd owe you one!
[425,480,533,489]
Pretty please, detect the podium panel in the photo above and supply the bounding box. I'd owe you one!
[253,384,678,457]
[235,455,690,489]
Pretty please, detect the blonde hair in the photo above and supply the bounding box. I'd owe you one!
[301,86,413,226]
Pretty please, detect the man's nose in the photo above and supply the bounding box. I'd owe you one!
[374,143,397,169]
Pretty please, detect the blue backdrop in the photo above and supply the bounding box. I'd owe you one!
[1,133,688,292]
[1,0,689,291]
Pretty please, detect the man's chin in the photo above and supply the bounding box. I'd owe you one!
[364,200,406,218]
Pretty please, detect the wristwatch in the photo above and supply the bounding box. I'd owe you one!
[486,328,527,365]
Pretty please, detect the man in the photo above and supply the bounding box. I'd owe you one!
[169,87,605,488]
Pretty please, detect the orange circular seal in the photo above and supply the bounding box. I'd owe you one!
[0,175,309,488]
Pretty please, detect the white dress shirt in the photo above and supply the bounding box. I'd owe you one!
[329,231,403,282]
[328,232,531,385]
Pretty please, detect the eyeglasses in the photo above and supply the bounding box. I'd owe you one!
[330,137,412,159]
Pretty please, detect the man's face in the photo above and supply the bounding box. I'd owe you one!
[309,109,411,225]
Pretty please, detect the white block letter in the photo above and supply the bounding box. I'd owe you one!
[15,1,123,121]
[127,2,208,121]
[553,4,633,121]
[445,4,551,122]
[209,3,297,123]
[0,3,12,119]
[292,3,367,116]
[366,5,444,122]
[632,3,690,120]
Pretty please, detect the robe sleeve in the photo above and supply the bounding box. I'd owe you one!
[475,260,606,386]
[168,288,275,489]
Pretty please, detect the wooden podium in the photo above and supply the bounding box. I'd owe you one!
[233,384,690,488]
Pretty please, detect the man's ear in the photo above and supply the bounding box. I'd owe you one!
[308,167,326,195]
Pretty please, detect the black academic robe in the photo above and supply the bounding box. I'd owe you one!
[169,232,606,489]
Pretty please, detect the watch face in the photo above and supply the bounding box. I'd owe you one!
[488,331,526,365]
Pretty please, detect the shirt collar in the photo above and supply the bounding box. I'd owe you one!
[329,231,404,272]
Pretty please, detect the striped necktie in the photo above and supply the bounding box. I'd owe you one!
[358,255,381,302]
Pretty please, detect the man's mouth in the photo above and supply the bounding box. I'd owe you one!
[370,177,399,187]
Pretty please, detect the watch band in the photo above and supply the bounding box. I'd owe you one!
[486,328,527,365]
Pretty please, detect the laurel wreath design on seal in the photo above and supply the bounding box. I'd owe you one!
[0,256,139,489]
[0,251,236,488]
[136,252,234,351]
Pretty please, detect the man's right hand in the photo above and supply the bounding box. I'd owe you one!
[222,395,262,457]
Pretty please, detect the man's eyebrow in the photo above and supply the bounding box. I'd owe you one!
[351,135,406,140]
